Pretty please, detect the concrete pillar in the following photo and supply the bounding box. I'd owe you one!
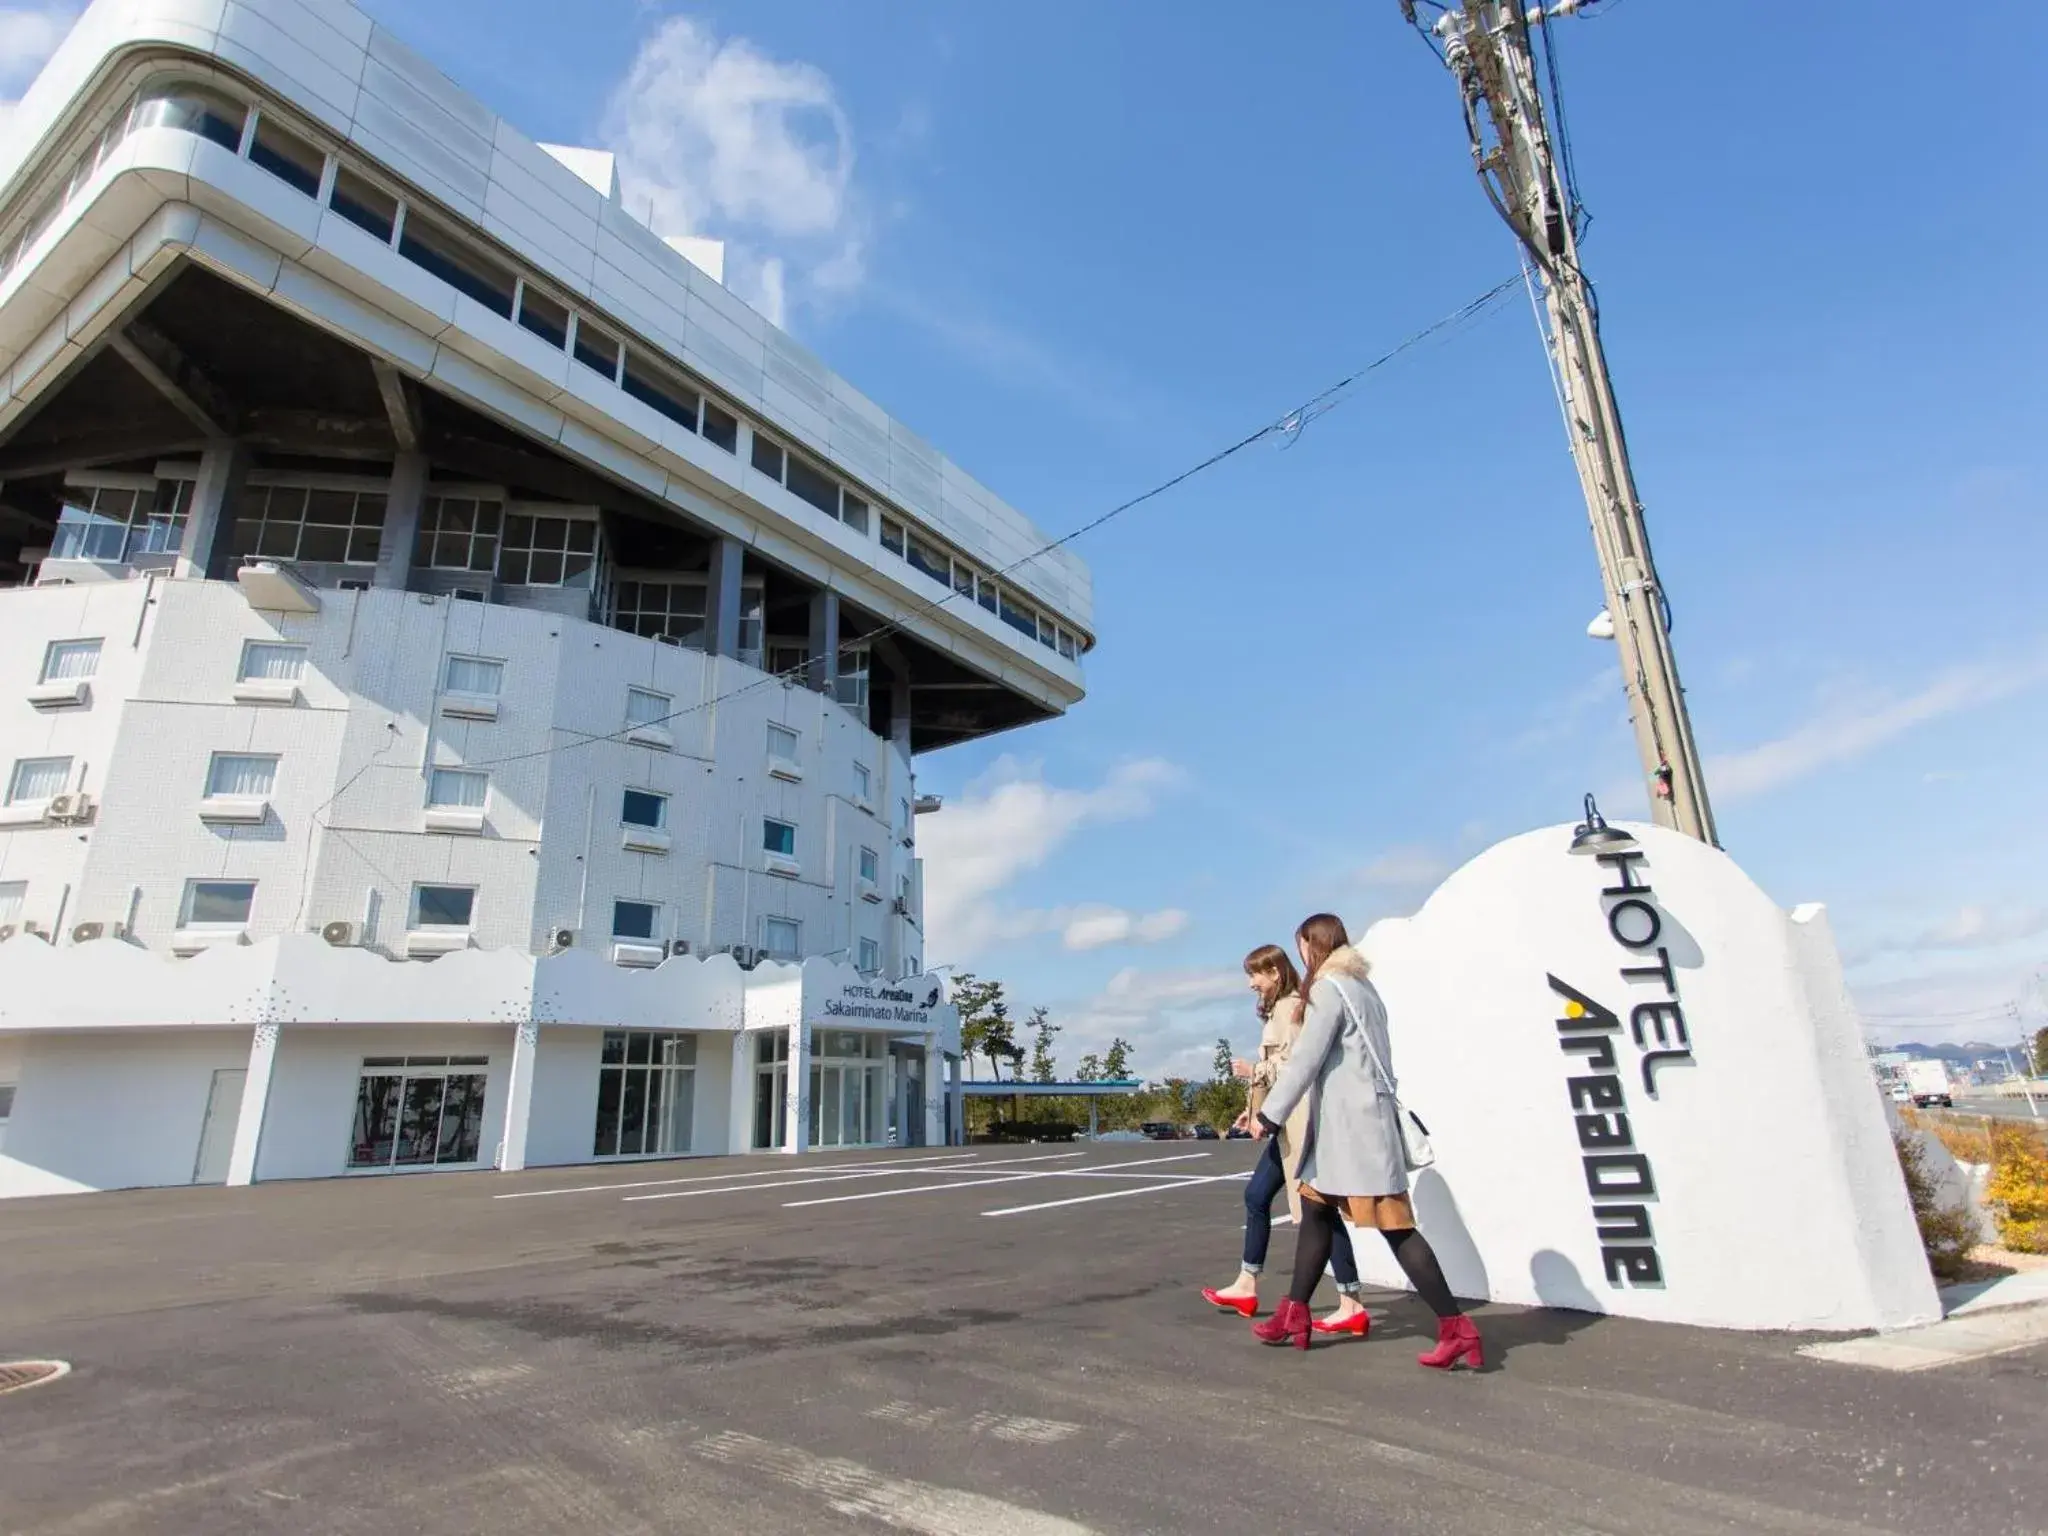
[947,1052,964,1147]
[375,449,429,591]
[783,1015,811,1154]
[727,1030,755,1154]
[704,535,746,658]
[225,1022,280,1186]
[922,1033,945,1149]
[177,439,250,581]
[807,588,839,695]
[497,1022,539,1172]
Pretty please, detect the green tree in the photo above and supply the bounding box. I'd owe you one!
[951,973,1005,1081]
[1211,1036,1233,1083]
[2032,1027,2047,1079]
[1102,1037,1134,1082]
[1075,1052,1103,1083]
[1028,1007,1061,1083]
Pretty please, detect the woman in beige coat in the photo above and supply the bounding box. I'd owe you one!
[1198,943,1368,1333]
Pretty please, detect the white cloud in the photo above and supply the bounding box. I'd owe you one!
[1057,905,1188,952]
[919,757,1181,963]
[602,15,863,327]
[1710,649,2048,801]
[0,3,75,135]
[1846,905,2048,967]
[1054,964,1250,1083]
[1353,846,1456,889]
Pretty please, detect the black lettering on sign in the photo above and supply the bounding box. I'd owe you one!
[1630,1001,1688,1049]
[1606,898,1662,950]
[1567,1074,1625,1111]
[1597,849,1650,894]
[1576,1112,1632,1149]
[1595,1204,1653,1242]
[1583,1152,1656,1198]
[1603,1247,1663,1286]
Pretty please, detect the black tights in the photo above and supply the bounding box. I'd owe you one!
[1288,1198,1461,1319]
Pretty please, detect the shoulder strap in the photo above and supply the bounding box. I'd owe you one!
[1326,978,1398,1099]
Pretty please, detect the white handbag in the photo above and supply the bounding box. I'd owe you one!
[1336,987,1436,1172]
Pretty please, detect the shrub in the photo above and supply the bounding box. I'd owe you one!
[1899,1107,1993,1167]
[1893,1132,1979,1283]
[1986,1123,2048,1255]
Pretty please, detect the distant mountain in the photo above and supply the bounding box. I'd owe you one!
[1884,1041,2014,1067]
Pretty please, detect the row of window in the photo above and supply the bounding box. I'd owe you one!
[0,73,1087,663]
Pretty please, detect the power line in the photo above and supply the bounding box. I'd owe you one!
[456,275,1524,773]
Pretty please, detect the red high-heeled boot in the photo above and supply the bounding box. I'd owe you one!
[1417,1315,1482,1370]
[1250,1297,1312,1349]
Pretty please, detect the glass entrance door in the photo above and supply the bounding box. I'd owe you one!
[348,1055,488,1170]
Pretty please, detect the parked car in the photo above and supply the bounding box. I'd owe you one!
[1139,1122,1181,1140]
[1225,1126,1253,1140]
[1192,1124,1219,1141]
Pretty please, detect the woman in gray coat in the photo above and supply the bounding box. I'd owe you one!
[1250,913,1481,1367]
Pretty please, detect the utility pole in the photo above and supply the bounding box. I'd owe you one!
[1404,0,1718,844]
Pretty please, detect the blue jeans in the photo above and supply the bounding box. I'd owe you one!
[1242,1136,1360,1290]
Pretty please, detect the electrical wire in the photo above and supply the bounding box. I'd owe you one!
[1536,3,1589,240]
[453,275,1526,773]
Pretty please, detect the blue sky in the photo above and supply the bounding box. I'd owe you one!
[19,1,2045,1073]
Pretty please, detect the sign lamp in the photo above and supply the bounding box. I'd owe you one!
[1569,793,1636,857]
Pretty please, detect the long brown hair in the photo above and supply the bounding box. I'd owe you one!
[1293,913,1351,988]
[1242,943,1302,1021]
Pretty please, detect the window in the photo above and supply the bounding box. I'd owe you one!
[858,846,878,883]
[50,482,191,563]
[1058,629,1079,660]
[573,319,621,381]
[952,563,976,602]
[182,879,255,927]
[904,955,920,978]
[611,579,706,645]
[621,351,700,432]
[6,757,70,804]
[835,644,870,710]
[207,753,278,798]
[231,484,386,565]
[443,655,504,697]
[626,687,670,730]
[906,534,950,586]
[784,452,837,517]
[498,512,597,587]
[612,900,659,941]
[0,881,24,925]
[977,578,999,615]
[399,210,516,318]
[880,518,905,557]
[238,642,307,683]
[247,112,325,196]
[416,496,501,573]
[427,768,487,809]
[839,491,870,536]
[133,81,246,150]
[349,1055,488,1169]
[41,638,100,683]
[622,789,667,829]
[328,165,397,242]
[763,916,801,960]
[751,433,785,481]
[857,937,881,975]
[411,884,475,929]
[852,763,871,804]
[1037,615,1059,651]
[763,818,795,857]
[999,591,1039,640]
[701,400,739,453]
[592,1030,696,1158]
[515,284,569,349]
[767,723,799,761]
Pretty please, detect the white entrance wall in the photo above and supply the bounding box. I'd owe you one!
[1354,823,1939,1334]
[0,1028,253,1198]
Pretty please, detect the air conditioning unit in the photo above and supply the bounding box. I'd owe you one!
[45,792,91,823]
[890,897,911,917]
[321,920,360,947]
[23,921,49,940]
[550,927,578,953]
[666,938,691,957]
[726,944,763,970]
[71,921,104,944]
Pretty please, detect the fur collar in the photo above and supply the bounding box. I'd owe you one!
[1311,945,1371,987]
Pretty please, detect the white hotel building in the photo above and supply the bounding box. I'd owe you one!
[0,0,1091,1197]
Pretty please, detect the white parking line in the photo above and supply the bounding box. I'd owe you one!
[623,1151,1086,1205]
[781,1153,1212,1209]
[495,1153,982,1200]
[985,1171,1251,1217]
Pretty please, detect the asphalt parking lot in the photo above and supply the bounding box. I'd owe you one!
[1,1145,2044,1535]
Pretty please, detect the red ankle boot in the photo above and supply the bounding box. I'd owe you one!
[1251,1297,1312,1349]
[1417,1315,1482,1370]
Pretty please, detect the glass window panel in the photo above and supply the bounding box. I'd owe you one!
[643,1067,667,1156]
[248,114,324,196]
[241,642,306,681]
[762,819,795,856]
[42,638,101,681]
[613,901,658,940]
[567,521,597,555]
[573,322,620,379]
[436,1074,486,1163]
[1058,630,1078,660]
[7,757,71,803]
[853,764,871,800]
[622,789,666,828]
[821,1065,841,1145]
[329,167,397,242]
[751,434,784,480]
[625,1031,652,1066]
[134,83,246,150]
[857,937,879,975]
[840,493,869,535]
[304,488,354,528]
[349,1075,402,1167]
[701,401,739,453]
[622,355,699,430]
[502,514,532,549]
[784,455,837,516]
[525,550,563,586]
[393,1074,445,1165]
[906,537,950,585]
[207,753,278,797]
[516,286,569,349]
[0,882,25,926]
[496,549,530,586]
[399,212,516,317]
[1000,592,1038,638]
[880,519,904,556]
[427,769,487,809]
[619,1067,647,1156]
[346,524,382,564]
[626,688,669,728]
[1037,615,1059,650]
[296,523,348,563]
[601,1031,627,1066]
[593,1066,621,1156]
[952,564,976,599]
[764,916,800,958]
[431,530,471,570]
[444,656,503,695]
[185,880,255,925]
[767,724,799,759]
[843,1068,861,1145]
[858,847,878,882]
[413,884,474,928]
[978,582,999,614]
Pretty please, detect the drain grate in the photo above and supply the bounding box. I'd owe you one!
[0,1360,70,1396]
